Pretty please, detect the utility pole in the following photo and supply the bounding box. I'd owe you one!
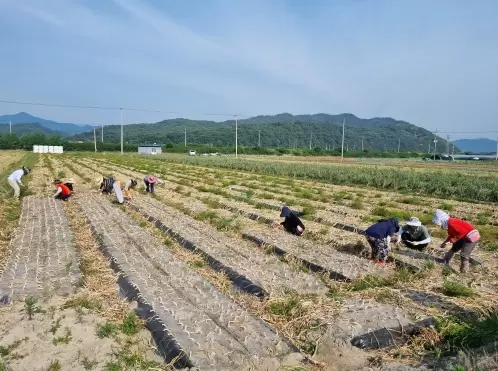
[309,130,313,150]
[93,126,97,152]
[433,130,438,161]
[428,140,431,154]
[361,137,364,151]
[341,118,345,160]
[101,125,104,143]
[9,120,11,133]
[397,138,401,153]
[235,115,238,158]
[120,108,123,155]
[496,135,498,161]
[446,134,450,155]
[184,126,187,147]
[258,130,261,147]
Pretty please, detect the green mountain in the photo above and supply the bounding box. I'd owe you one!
[0,112,92,136]
[71,113,455,153]
[0,122,61,136]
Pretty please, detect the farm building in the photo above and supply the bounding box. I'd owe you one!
[138,143,162,155]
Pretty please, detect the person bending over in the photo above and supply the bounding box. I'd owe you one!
[275,206,305,236]
[432,209,480,273]
[396,217,431,251]
[53,179,71,201]
[7,166,30,199]
[365,217,399,264]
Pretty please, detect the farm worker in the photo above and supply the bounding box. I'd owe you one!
[99,176,115,194]
[432,209,480,273]
[275,206,305,236]
[113,179,138,204]
[53,180,72,201]
[62,178,75,192]
[396,217,431,250]
[143,174,164,193]
[365,218,399,264]
[7,167,30,199]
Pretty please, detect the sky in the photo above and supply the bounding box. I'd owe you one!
[0,0,497,139]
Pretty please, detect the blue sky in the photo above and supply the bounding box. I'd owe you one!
[0,0,497,139]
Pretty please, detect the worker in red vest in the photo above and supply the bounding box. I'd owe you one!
[432,209,480,273]
[53,179,72,201]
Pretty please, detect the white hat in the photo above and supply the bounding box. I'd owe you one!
[406,217,422,227]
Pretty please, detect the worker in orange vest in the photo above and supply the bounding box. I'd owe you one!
[53,179,72,201]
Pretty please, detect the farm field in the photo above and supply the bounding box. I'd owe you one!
[0,150,497,371]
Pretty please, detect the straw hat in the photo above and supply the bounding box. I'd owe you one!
[146,175,157,184]
[406,217,422,227]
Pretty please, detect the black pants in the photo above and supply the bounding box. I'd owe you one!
[55,193,71,200]
[401,232,428,251]
[144,180,155,193]
[64,183,74,192]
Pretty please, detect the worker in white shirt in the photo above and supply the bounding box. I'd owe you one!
[7,167,31,199]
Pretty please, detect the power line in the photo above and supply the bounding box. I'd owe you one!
[0,99,251,118]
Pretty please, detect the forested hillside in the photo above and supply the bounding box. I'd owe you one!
[70,113,453,152]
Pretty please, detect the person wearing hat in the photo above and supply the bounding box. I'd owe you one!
[275,206,305,236]
[143,174,164,193]
[53,179,72,201]
[396,217,431,251]
[7,166,30,199]
[432,209,480,273]
[112,178,138,204]
[365,218,399,264]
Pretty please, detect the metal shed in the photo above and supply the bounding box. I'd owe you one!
[138,143,162,155]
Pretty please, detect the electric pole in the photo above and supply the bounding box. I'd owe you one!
[341,118,345,160]
[101,125,104,143]
[93,126,97,152]
[361,137,364,151]
[235,115,238,158]
[397,138,401,153]
[433,130,438,161]
[309,130,313,150]
[446,134,450,155]
[120,108,123,155]
[9,120,11,133]
[184,126,187,147]
[496,134,498,161]
[258,130,261,147]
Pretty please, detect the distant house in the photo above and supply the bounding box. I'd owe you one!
[138,143,162,155]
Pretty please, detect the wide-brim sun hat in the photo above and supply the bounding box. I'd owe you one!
[406,217,422,227]
[146,175,157,184]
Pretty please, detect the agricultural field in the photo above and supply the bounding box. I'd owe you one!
[0,150,497,371]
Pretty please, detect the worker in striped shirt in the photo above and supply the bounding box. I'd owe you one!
[99,176,115,194]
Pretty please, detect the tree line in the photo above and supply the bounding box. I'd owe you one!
[0,132,434,158]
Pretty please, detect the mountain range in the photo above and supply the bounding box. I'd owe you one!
[3,111,493,153]
[0,112,92,136]
[68,113,456,152]
[453,138,497,154]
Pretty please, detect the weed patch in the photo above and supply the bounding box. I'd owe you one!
[442,280,475,298]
